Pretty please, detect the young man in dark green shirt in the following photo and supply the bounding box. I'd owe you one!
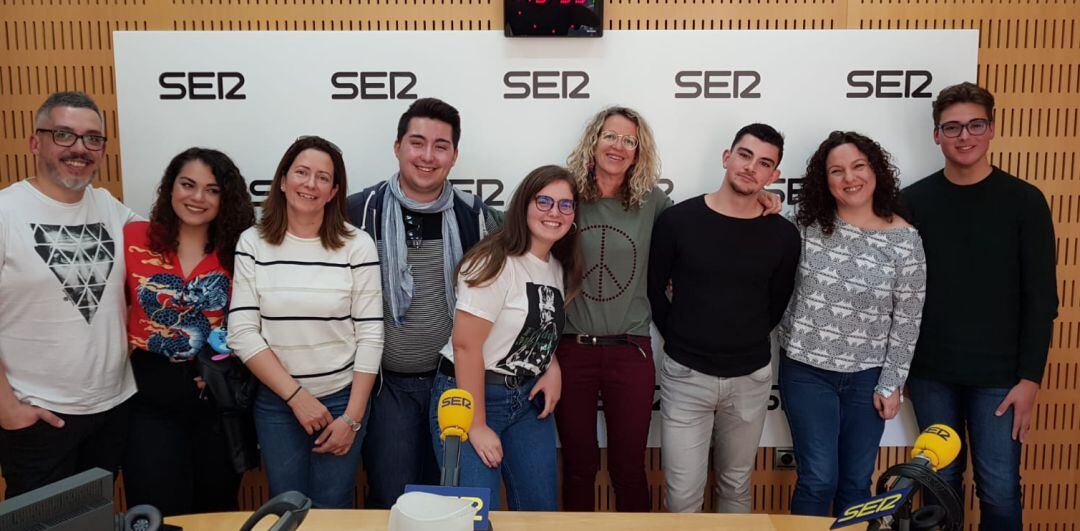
[903,82,1057,531]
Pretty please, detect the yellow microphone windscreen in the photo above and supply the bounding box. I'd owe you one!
[437,388,475,442]
[911,424,962,471]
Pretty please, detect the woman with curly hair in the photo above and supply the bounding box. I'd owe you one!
[777,131,927,516]
[122,147,255,516]
[556,106,672,512]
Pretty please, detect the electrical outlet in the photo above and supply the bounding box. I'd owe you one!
[774,448,797,470]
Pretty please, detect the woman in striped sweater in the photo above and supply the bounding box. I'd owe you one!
[228,136,383,508]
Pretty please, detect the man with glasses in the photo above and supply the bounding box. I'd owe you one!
[0,91,137,496]
[647,123,800,513]
[903,82,1057,530]
[347,98,500,508]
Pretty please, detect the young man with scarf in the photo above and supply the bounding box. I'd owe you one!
[347,98,500,508]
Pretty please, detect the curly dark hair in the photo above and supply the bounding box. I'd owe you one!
[794,131,906,235]
[147,148,255,272]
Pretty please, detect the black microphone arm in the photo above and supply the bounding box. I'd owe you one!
[441,435,463,487]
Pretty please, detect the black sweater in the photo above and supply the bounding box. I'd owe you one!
[648,195,801,377]
[903,168,1058,387]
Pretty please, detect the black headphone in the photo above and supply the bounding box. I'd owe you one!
[115,504,162,531]
[239,491,312,531]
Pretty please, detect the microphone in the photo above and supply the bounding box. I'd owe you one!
[437,388,475,487]
[890,423,962,492]
[869,424,963,530]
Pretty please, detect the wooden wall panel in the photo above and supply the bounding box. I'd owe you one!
[0,2,1076,529]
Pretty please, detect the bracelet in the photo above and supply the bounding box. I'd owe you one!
[284,384,303,404]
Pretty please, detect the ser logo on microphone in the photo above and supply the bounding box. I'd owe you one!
[924,425,952,440]
[441,395,473,409]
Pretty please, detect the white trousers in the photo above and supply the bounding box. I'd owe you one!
[660,355,772,513]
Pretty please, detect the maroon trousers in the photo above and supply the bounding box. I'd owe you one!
[554,335,655,512]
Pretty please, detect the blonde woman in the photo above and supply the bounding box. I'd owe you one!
[555,106,671,512]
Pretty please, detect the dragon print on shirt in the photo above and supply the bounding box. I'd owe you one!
[31,223,115,323]
[129,245,229,360]
[497,282,565,377]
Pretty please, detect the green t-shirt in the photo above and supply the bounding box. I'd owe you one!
[565,186,673,337]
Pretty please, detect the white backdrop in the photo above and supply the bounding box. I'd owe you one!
[115,30,978,446]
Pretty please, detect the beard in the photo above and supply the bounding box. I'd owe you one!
[41,155,97,192]
[725,174,761,197]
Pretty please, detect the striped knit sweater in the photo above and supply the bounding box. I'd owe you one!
[228,226,383,397]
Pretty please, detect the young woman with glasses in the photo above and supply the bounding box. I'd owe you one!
[227,136,383,508]
[777,131,926,516]
[429,165,582,511]
[122,148,255,516]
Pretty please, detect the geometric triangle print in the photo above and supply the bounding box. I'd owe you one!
[30,223,115,324]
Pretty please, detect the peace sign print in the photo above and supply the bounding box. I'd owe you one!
[579,223,638,302]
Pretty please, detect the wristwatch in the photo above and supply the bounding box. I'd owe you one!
[340,412,362,432]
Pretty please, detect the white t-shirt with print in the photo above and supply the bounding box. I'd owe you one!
[441,252,565,377]
[0,180,137,414]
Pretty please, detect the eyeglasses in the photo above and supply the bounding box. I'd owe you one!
[296,135,343,154]
[36,128,106,151]
[936,119,991,138]
[598,130,639,150]
[403,212,423,249]
[535,195,576,215]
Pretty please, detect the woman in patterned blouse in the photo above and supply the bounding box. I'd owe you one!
[123,148,255,516]
[777,131,927,517]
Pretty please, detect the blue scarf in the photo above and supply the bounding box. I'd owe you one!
[381,174,462,324]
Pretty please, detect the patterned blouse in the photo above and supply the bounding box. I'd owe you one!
[777,218,927,396]
[124,221,230,360]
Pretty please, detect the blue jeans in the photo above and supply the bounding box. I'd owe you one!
[361,372,440,508]
[254,384,367,508]
[779,356,884,517]
[907,377,1022,531]
[429,373,557,511]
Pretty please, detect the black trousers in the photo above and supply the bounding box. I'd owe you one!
[0,398,130,499]
[122,349,242,517]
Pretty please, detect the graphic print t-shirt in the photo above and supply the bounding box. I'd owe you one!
[0,180,137,414]
[124,221,230,360]
[441,253,565,377]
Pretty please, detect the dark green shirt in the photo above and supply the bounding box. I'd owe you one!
[565,186,673,337]
[903,167,1057,387]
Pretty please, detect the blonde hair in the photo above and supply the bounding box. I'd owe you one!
[566,106,661,210]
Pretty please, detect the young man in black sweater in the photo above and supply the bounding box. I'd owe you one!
[648,123,800,513]
[903,82,1057,531]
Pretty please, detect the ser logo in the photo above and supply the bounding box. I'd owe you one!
[504,71,590,99]
[331,72,418,100]
[831,488,912,529]
[925,425,952,441]
[159,72,246,100]
[674,71,762,99]
[440,396,472,409]
[450,179,505,207]
[847,70,932,98]
[765,177,804,205]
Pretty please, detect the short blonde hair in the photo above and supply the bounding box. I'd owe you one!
[566,106,661,210]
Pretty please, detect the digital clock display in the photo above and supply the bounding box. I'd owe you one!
[505,0,603,37]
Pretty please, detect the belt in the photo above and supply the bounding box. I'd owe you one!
[437,359,531,389]
[567,334,649,358]
[381,368,437,379]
